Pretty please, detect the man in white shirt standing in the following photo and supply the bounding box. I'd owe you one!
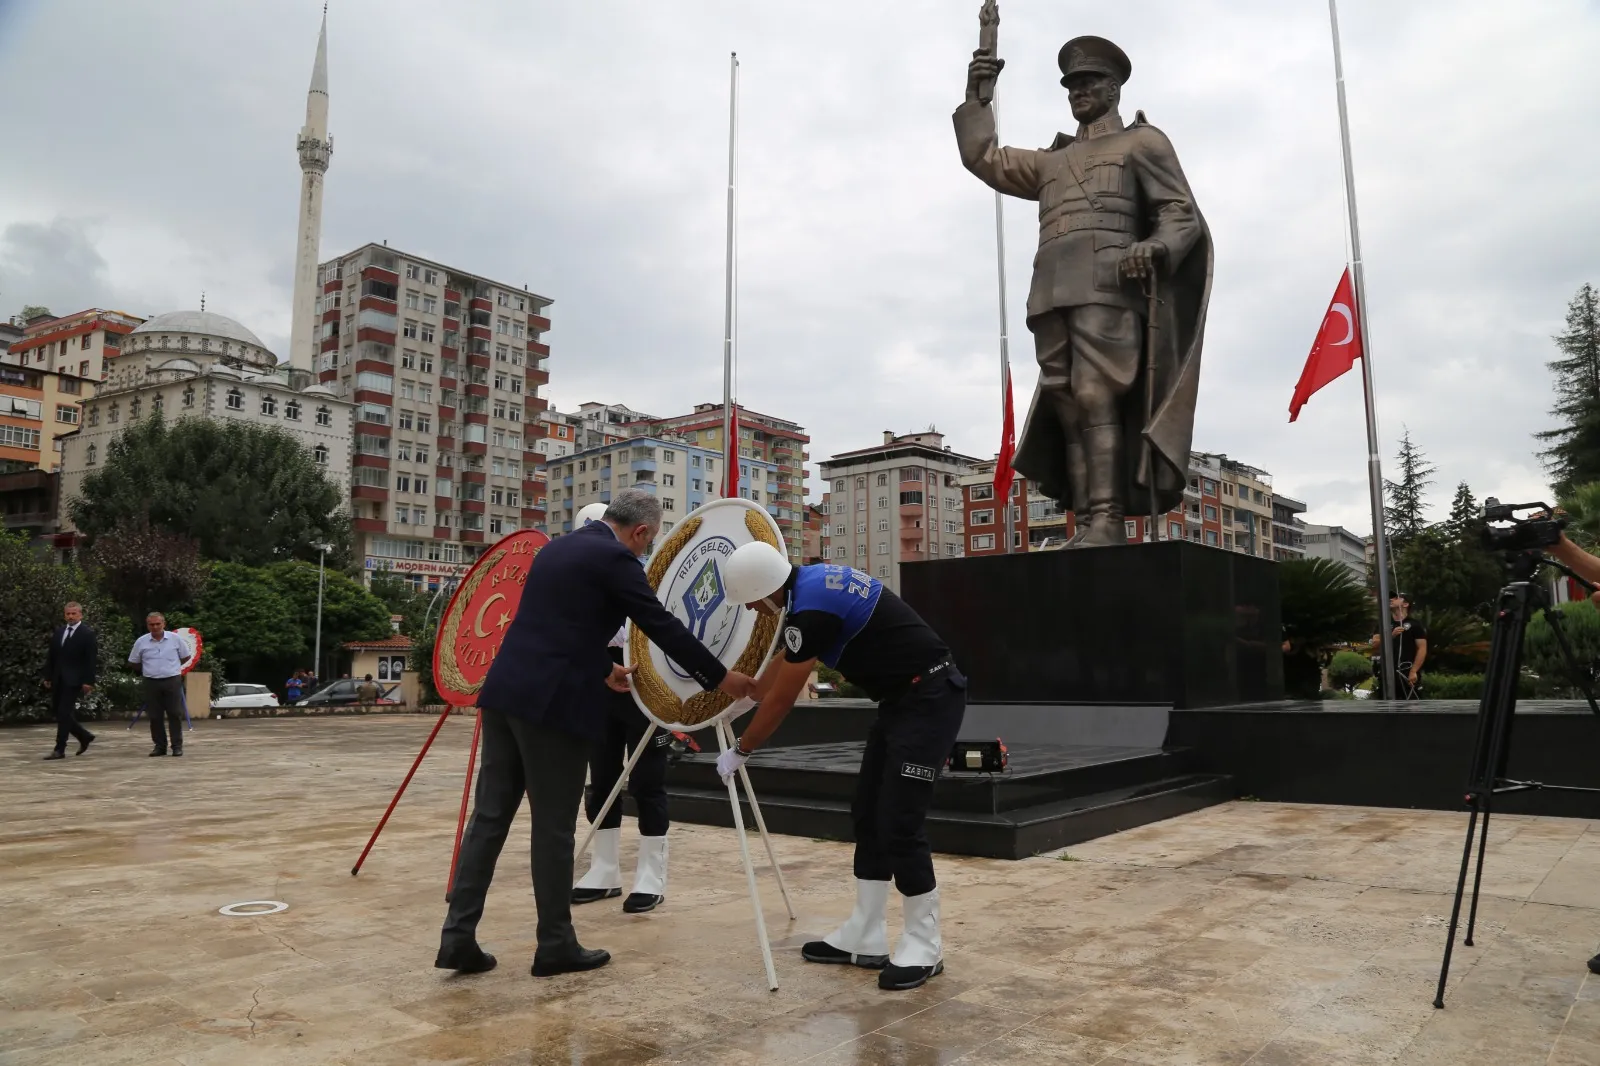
[127,612,194,757]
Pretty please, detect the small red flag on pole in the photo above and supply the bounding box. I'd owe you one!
[724,402,740,498]
[1289,268,1363,422]
[994,363,1016,504]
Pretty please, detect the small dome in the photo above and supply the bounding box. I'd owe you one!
[300,384,336,396]
[208,364,243,380]
[154,358,202,374]
[132,310,268,351]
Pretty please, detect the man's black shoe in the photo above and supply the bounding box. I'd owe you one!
[76,734,94,755]
[434,946,497,974]
[149,748,167,757]
[571,886,621,905]
[43,752,65,761]
[622,893,662,914]
[531,947,610,977]
[1588,953,1600,975]
[878,960,944,991]
[801,940,889,969]
[172,748,183,756]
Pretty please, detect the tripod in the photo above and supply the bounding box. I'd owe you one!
[1432,551,1600,1008]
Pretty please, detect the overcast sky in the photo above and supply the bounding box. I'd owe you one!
[2,0,1597,534]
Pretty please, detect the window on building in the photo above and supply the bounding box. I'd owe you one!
[283,399,301,421]
[129,397,141,420]
[405,290,420,309]
[400,349,416,369]
[877,518,889,531]
[422,295,438,314]
[876,473,888,487]
[1203,478,1218,495]
[970,484,993,501]
[316,406,332,426]
[876,541,888,555]
[259,394,276,417]
[856,544,867,558]
[421,324,435,343]
[972,509,994,525]
[1205,529,1219,546]
[971,534,995,551]
[85,442,97,465]
[834,479,844,492]
[424,269,439,285]
[397,410,414,431]
[403,320,418,339]
[225,389,242,411]
[55,404,78,425]
[405,264,420,279]
[313,444,329,465]
[79,360,89,377]
[360,403,389,425]
[1204,504,1218,521]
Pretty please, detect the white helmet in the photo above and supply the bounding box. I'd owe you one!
[576,502,608,526]
[722,541,792,605]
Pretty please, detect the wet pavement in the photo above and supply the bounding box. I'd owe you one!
[3,714,1599,1065]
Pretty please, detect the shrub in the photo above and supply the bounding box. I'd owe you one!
[1327,650,1372,693]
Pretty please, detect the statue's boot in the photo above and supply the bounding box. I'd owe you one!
[1076,426,1125,548]
[1065,440,1092,545]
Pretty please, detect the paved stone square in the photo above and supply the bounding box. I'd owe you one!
[3,715,1600,1065]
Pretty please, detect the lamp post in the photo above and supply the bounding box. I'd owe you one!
[313,542,332,686]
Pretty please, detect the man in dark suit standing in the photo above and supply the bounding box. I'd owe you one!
[42,602,97,760]
[436,489,755,979]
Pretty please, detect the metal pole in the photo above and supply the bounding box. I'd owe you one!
[1328,0,1394,699]
[721,52,739,500]
[992,104,1015,554]
[717,722,779,989]
[314,546,326,686]
[719,719,796,921]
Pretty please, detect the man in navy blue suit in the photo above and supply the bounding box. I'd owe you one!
[436,489,755,979]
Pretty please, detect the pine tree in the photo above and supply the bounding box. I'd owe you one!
[1536,283,1600,498]
[1447,481,1477,533]
[1383,427,1434,550]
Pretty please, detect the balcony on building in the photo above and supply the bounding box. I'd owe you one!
[631,458,657,473]
[528,313,551,333]
[354,517,386,533]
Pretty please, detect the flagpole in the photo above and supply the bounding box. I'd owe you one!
[992,116,1015,556]
[721,52,739,499]
[1329,0,1394,700]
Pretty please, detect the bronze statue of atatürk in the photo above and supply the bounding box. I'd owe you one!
[956,2,1212,547]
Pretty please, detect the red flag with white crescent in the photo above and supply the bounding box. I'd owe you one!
[994,361,1017,503]
[1289,268,1363,422]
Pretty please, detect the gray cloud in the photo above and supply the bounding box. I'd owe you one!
[2,0,1598,533]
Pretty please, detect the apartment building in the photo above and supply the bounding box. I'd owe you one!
[547,436,775,538]
[570,401,657,450]
[0,364,92,473]
[802,502,827,562]
[1305,523,1366,579]
[1272,494,1308,560]
[818,430,978,592]
[958,463,1030,555]
[535,409,579,462]
[316,243,551,588]
[639,403,810,562]
[2,308,145,382]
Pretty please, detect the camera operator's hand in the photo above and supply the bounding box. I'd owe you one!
[1551,534,1600,604]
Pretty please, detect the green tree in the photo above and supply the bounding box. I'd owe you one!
[1327,650,1372,693]
[18,304,51,321]
[1525,598,1600,697]
[1558,481,1600,550]
[411,623,442,705]
[1279,557,1373,699]
[69,416,352,567]
[85,517,208,627]
[265,561,393,676]
[368,572,434,637]
[0,531,133,723]
[1537,284,1600,499]
[1383,428,1435,552]
[176,562,304,684]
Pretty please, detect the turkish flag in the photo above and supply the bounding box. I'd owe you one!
[1289,268,1363,422]
[994,361,1017,506]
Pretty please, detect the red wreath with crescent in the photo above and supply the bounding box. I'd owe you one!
[173,627,203,676]
[432,529,550,706]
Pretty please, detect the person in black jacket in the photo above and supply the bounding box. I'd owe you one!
[435,489,755,980]
[42,602,97,760]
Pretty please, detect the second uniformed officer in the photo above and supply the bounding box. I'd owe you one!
[569,503,674,913]
[715,544,966,991]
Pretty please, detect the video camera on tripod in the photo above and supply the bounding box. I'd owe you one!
[1433,498,1600,1008]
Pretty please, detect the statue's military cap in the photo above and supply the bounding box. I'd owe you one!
[1058,36,1132,86]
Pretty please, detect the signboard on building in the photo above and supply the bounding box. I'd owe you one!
[364,556,471,578]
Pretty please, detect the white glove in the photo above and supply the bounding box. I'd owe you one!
[716,746,749,782]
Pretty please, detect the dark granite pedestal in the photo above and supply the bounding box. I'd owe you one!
[899,540,1283,708]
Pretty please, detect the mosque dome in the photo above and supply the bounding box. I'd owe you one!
[300,383,337,397]
[130,310,276,366]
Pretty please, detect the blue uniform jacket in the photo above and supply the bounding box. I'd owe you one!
[477,521,728,738]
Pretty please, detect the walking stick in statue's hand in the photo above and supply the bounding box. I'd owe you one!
[974,0,1001,105]
[1141,274,1163,529]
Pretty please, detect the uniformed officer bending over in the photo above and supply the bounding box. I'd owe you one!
[716,544,966,991]
[568,504,674,914]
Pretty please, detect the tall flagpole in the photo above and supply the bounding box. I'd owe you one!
[993,131,1015,555]
[721,52,739,498]
[1329,0,1395,700]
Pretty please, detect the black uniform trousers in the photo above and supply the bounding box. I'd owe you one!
[51,683,93,753]
[144,676,185,752]
[441,706,591,960]
[585,662,669,835]
[852,668,967,898]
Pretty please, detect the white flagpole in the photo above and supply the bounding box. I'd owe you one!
[721,53,739,498]
[1329,0,1395,699]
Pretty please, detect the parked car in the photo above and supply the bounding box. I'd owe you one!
[211,683,280,713]
[295,679,401,708]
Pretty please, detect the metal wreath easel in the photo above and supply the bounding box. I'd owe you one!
[576,713,796,990]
